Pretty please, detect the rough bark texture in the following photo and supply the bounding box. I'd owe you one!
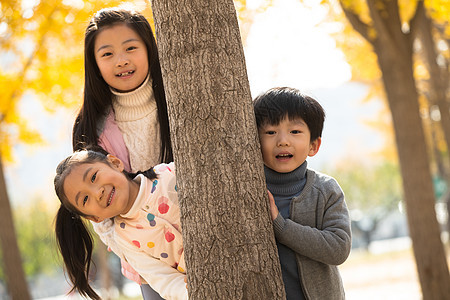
[151,1,286,299]
[0,157,31,300]
[341,1,450,298]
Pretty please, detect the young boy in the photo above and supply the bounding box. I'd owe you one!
[253,87,351,300]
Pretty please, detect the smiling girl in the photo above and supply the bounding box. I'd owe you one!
[68,7,185,300]
[73,7,172,170]
[54,149,186,300]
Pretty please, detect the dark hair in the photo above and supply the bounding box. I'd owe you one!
[253,87,325,142]
[54,149,156,299]
[72,7,173,164]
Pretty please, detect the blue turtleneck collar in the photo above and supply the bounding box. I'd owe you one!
[264,161,307,199]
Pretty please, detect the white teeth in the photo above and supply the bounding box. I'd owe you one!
[117,71,134,77]
[107,188,115,206]
[278,154,291,157]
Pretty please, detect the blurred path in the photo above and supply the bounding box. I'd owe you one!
[340,239,450,300]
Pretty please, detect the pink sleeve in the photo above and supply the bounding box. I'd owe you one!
[98,110,132,172]
[121,260,142,285]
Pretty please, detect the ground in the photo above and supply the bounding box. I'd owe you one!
[340,237,450,300]
[116,242,447,300]
[40,238,449,299]
[341,248,422,300]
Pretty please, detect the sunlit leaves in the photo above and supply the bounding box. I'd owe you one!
[425,0,450,36]
[234,0,274,45]
[340,0,371,25]
[0,0,127,162]
[0,0,282,163]
[322,0,450,166]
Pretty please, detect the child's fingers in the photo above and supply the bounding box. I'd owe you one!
[267,190,279,221]
[267,190,275,203]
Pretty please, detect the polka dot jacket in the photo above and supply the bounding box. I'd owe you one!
[114,162,186,273]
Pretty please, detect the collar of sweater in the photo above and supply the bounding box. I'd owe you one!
[120,174,146,219]
[111,74,156,122]
[264,161,307,197]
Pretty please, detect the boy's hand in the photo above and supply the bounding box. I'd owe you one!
[267,190,279,221]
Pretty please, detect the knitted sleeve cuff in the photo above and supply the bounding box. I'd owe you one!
[272,213,286,236]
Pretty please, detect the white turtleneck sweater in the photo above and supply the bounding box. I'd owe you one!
[111,75,161,172]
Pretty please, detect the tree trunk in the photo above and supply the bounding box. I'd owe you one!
[376,44,450,299]
[151,0,286,299]
[417,3,450,179]
[97,246,112,300]
[416,5,450,236]
[368,1,450,298]
[0,157,31,300]
[340,0,450,298]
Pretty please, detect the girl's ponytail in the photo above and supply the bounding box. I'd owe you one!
[55,205,100,300]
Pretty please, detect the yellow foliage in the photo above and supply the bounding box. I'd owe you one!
[0,0,138,162]
[233,0,274,45]
[425,0,450,36]
[320,0,450,164]
[398,0,419,24]
[2,0,447,164]
[340,0,371,24]
[0,0,277,162]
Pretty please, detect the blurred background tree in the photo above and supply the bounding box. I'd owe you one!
[327,1,450,297]
[0,0,125,298]
[241,0,450,297]
[329,1,450,298]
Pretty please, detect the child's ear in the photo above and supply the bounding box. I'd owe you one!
[106,154,124,171]
[308,137,321,157]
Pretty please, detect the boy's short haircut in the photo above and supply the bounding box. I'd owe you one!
[253,87,325,142]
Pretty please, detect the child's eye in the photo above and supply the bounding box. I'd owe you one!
[265,131,276,135]
[91,171,97,183]
[291,130,302,134]
[127,46,137,51]
[101,52,112,57]
[83,196,88,206]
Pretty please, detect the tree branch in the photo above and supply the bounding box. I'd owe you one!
[339,0,372,43]
[366,0,394,45]
[1,6,58,125]
[409,0,424,42]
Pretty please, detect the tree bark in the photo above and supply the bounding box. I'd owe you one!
[376,45,450,299]
[0,157,31,300]
[416,2,450,180]
[366,1,450,298]
[340,0,450,298]
[416,6,450,238]
[151,0,286,299]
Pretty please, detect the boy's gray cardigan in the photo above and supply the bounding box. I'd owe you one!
[272,169,351,300]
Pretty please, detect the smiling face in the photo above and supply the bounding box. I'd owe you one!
[62,155,139,222]
[94,23,149,92]
[258,117,321,173]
